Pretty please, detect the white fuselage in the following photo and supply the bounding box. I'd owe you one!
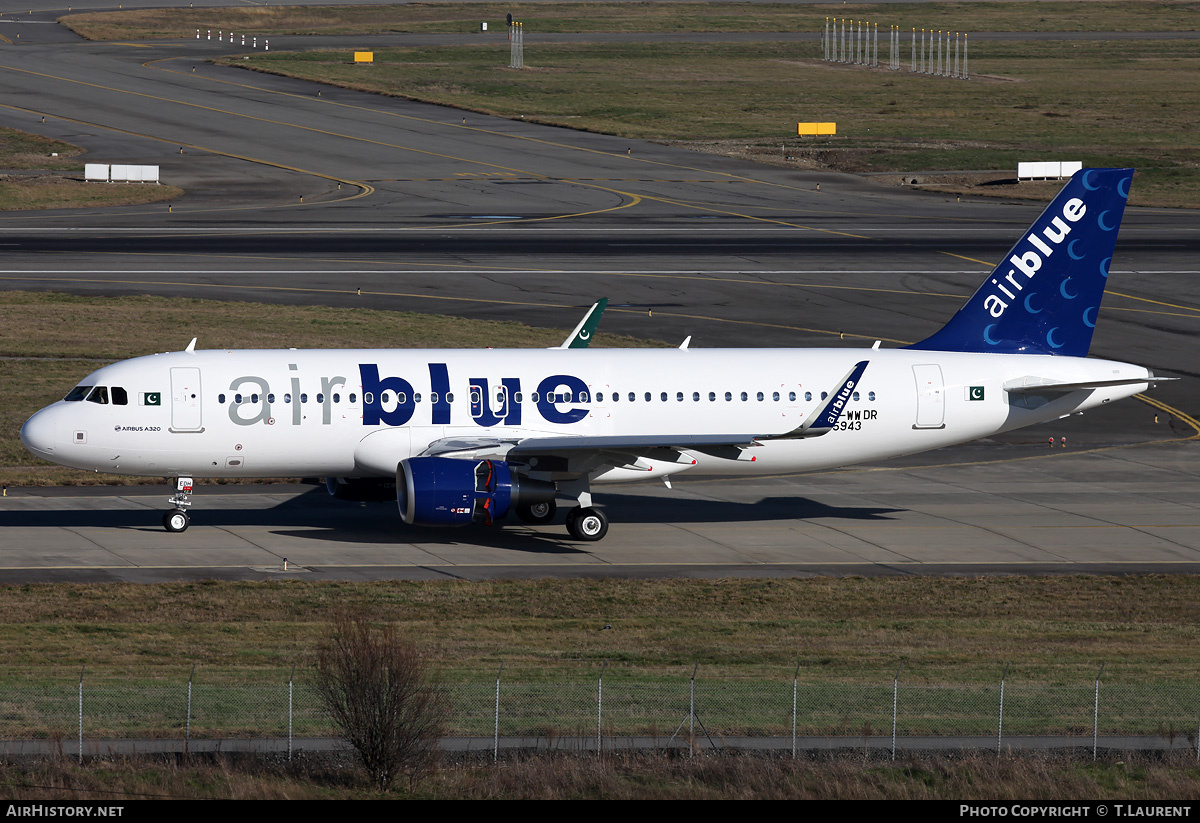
[21,346,1151,483]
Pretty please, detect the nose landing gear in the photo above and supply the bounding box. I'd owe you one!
[163,476,193,533]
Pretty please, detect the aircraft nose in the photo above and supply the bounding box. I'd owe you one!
[20,407,58,459]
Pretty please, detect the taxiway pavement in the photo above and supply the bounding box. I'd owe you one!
[0,13,1197,580]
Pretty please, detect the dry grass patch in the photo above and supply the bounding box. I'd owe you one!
[0,128,83,171]
[4,750,1199,799]
[0,176,180,211]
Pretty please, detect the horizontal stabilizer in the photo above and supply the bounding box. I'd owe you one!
[1003,375,1166,395]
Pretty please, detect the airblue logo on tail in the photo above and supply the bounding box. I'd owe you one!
[908,168,1132,357]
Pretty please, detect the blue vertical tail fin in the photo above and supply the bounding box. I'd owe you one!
[907,168,1132,357]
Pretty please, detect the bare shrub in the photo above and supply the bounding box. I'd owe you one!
[313,613,448,792]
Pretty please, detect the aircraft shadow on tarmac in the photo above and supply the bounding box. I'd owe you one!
[0,489,900,553]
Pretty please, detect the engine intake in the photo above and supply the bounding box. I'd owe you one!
[397,457,556,527]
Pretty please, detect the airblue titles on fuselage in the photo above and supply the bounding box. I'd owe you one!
[227,363,591,428]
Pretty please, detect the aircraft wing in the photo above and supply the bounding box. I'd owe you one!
[418,360,870,468]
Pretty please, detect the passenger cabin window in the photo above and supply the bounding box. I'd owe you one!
[86,386,109,405]
[64,385,92,402]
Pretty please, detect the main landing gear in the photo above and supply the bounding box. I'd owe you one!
[163,476,193,533]
[556,479,608,541]
[565,506,608,541]
[516,500,557,525]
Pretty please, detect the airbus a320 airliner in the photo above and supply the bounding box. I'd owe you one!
[21,169,1163,541]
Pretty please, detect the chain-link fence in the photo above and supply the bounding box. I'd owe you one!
[3,668,1198,759]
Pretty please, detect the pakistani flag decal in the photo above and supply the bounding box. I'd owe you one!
[143,392,161,406]
[968,386,985,401]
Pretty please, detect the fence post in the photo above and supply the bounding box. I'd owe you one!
[792,658,801,760]
[493,661,504,762]
[288,663,295,762]
[892,661,904,761]
[186,662,195,756]
[1093,662,1105,760]
[77,665,84,764]
[597,660,607,758]
[689,663,698,757]
[997,663,1010,756]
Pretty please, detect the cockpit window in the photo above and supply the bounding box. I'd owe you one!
[85,386,109,405]
[111,387,128,406]
[64,385,93,402]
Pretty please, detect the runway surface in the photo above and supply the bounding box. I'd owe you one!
[1,9,1198,580]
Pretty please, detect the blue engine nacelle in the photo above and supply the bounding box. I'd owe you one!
[397,457,556,527]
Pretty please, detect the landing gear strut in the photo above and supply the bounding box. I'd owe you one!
[164,476,193,533]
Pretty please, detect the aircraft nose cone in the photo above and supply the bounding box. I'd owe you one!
[20,407,58,459]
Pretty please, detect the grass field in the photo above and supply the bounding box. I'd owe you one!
[0,127,180,211]
[2,576,1197,685]
[60,1,1200,39]
[225,36,1199,207]
[0,291,658,485]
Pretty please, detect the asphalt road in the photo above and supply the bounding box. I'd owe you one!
[0,11,1198,580]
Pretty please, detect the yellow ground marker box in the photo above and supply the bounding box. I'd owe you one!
[797,122,836,136]
[354,52,374,64]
